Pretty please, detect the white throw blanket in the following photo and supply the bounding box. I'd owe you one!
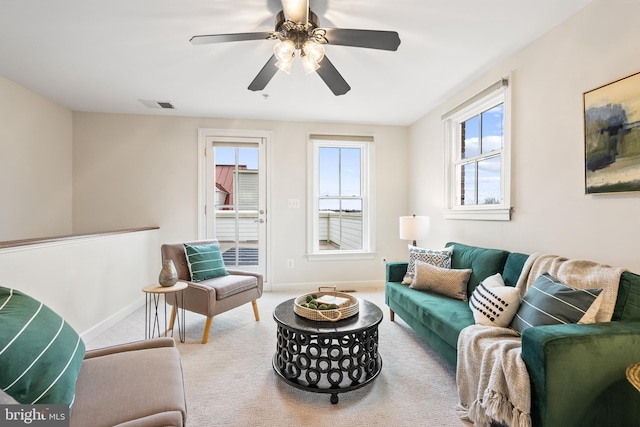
[456,253,625,426]
[515,253,624,322]
[456,325,531,427]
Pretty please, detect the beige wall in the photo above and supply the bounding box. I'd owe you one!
[0,75,73,241]
[409,1,640,273]
[72,113,409,289]
[0,229,158,338]
[6,0,639,296]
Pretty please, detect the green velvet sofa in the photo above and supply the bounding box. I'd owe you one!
[385,242,640,427]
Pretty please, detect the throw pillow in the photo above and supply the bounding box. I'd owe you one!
[0,286,85,406]
[410,260,472,301]
[510,272,603,334]
[402,245,453,284]
[184,242,229,282]
[469,273,521,327]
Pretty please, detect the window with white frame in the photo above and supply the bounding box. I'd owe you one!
[443,78,511,221]
[307,135,375,260]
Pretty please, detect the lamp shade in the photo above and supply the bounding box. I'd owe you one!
[399,215,430,245]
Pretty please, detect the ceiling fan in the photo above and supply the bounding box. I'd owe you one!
[189,0,401,96]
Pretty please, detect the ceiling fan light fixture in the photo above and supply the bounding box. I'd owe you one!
[301,41,324,74]
[274,40,295,62]
[275,59,293,74]
[301,55,320,74]
[302,41,324,63]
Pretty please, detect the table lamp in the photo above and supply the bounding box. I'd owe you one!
[399,215,430,247]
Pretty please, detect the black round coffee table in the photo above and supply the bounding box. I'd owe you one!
[272,297,383,404]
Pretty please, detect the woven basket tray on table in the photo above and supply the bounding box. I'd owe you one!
[293,287,359,322]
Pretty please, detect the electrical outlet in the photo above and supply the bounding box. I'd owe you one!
[287,259,294,268]
[381,257,387,265]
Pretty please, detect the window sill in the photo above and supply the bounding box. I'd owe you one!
[306,252,377,262]
[443,207,511,221]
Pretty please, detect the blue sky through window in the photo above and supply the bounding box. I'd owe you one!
[460,104,503,205]
[215,147,258,170]
[319,147,362,212]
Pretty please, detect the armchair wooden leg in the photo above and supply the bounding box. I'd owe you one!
[202,317,213,344]
[168,305,177,331]
[251,300,260,321]
[389,309,395,322]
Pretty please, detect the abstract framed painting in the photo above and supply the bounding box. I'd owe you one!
[584,71,640,194]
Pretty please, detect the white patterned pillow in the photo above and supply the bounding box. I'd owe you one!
[410,260,472,301]
[402,245,453,284]
[469,273,521,327]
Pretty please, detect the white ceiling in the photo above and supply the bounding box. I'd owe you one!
[0,0,592,126]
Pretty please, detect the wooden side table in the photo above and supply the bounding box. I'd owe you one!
[143,281,187,343]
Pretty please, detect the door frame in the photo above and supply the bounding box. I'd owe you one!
[197,128,272,287]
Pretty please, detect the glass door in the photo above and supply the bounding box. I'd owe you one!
[206,137,266,276]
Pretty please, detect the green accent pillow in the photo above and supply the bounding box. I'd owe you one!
[184,242,229,282]
[0,287,85,406]
[510,273,603,333]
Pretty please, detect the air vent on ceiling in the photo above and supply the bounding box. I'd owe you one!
[139,99,175,109]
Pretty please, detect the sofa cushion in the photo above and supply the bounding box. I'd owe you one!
[510,273,603,333]
[446,242,510,295]
[469,273,521,327]
[612,271,640,321]
[184,242,229,282]
[0,287,85,405]
[386,281,474,349]
[410,261,471,301]
[71,344,185,427]
[402,245,453,284]
[503,252,530,286]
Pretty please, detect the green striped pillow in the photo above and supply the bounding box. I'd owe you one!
[0,286,85,406]
[184,242,229,282]
[510,273,603,333]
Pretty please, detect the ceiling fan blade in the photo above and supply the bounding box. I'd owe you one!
[321,28,401,51]
[248,55,279,91]
[190,32,274,45]
[316,56,350,96]
[281,0,309,24]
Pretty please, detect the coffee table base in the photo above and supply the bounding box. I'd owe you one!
[272,354,382,404]
[272,322,382,404]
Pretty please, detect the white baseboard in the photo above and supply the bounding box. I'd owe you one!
[80,296,145,342]
[269,279,385,293]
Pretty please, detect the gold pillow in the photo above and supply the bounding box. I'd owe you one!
[410,260,472,301]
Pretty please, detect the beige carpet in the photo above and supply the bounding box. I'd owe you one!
[87,289,469,427]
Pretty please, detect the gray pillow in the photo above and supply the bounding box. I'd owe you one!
[410,260,472,301]
[510,273,603,334]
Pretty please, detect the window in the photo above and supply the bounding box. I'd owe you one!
[307,135,375,260]
[443,78,511,220]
